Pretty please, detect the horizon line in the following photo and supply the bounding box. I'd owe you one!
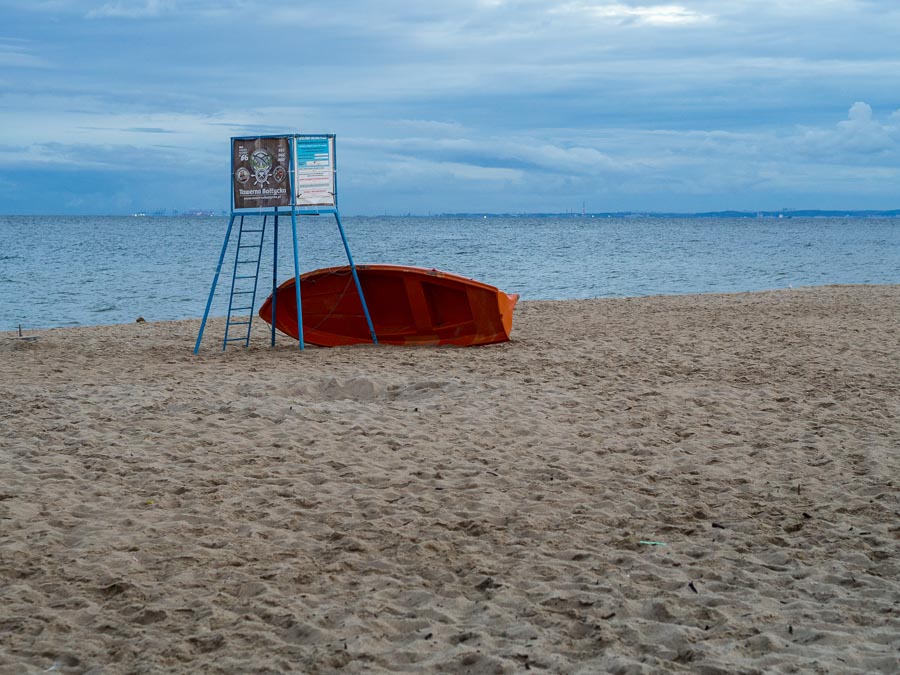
[3,209,900,218]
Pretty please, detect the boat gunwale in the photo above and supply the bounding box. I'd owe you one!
[274,264,510,296]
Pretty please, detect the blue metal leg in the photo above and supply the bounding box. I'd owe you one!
[334,210,378,344]
[290,209,305,349]
[194,214,236,354]
[271,211,278,347]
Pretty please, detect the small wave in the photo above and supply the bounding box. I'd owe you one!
[91,305,117,313]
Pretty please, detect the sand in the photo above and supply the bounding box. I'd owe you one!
[1,285,898,674]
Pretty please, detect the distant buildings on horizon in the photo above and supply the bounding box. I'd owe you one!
[130,208,900,218]
[406,209,900,219]
[132,209,227,217]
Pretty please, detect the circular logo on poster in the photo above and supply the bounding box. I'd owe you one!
[235,167,250,184]
[273,166,286,183]
[250,148,274,186]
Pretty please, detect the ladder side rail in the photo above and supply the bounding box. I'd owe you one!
[222,215,247,350]
[194,214,237,354]
[243,215,268,345]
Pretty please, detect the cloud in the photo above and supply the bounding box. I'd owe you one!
[554,2,712,26]
[350,153,523,187]
[847,101,873,123]
[835,102,898,154]
[0,39,49,68]
[86,0,175,19]
[423,159,523,182]
[387,119,469,135]
[123,127,175,134]
[0,141,174,170]
[792,102,900,159]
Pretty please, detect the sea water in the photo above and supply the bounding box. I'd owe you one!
[0,215,897,331]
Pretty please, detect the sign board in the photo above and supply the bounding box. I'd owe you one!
[295,136,335,207]
[232,137,291,209]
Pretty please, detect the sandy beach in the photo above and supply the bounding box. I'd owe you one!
[1,285,898,674]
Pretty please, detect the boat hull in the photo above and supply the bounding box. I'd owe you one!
[258,265,518,347]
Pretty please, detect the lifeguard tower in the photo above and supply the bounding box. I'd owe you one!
[194,134,377,353]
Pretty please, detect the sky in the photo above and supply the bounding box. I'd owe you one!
[2,0,899,215]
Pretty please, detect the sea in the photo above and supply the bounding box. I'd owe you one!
[1,215,898,332]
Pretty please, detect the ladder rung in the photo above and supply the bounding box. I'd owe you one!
[225,337,249,342]
[238,245,262,249]
[241,229,264,233]
[232,290,254,295]
[227,320,251,326]
[230,306,252,312]
[234,275,257,279]
[237,259,258,264]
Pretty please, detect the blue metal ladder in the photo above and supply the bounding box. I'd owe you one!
[222,215,267,349]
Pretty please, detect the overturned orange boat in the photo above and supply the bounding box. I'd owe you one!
[258,264,518,347]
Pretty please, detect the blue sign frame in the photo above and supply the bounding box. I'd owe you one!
[194,134,378,352]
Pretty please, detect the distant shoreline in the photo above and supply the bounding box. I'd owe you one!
[2,210,900,218]
[424,209,900,219]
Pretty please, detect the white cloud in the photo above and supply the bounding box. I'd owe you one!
[792,101,900,158]
[387,119,469,135]
[347,153,523,191]
[846,101,872,122]
[86,0,175,19]
[438,160,523,181]
[554,2,712,26]
[350,135,629,177]
[0,39,49,68]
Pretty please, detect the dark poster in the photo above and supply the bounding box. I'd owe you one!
[232,137,291,209]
